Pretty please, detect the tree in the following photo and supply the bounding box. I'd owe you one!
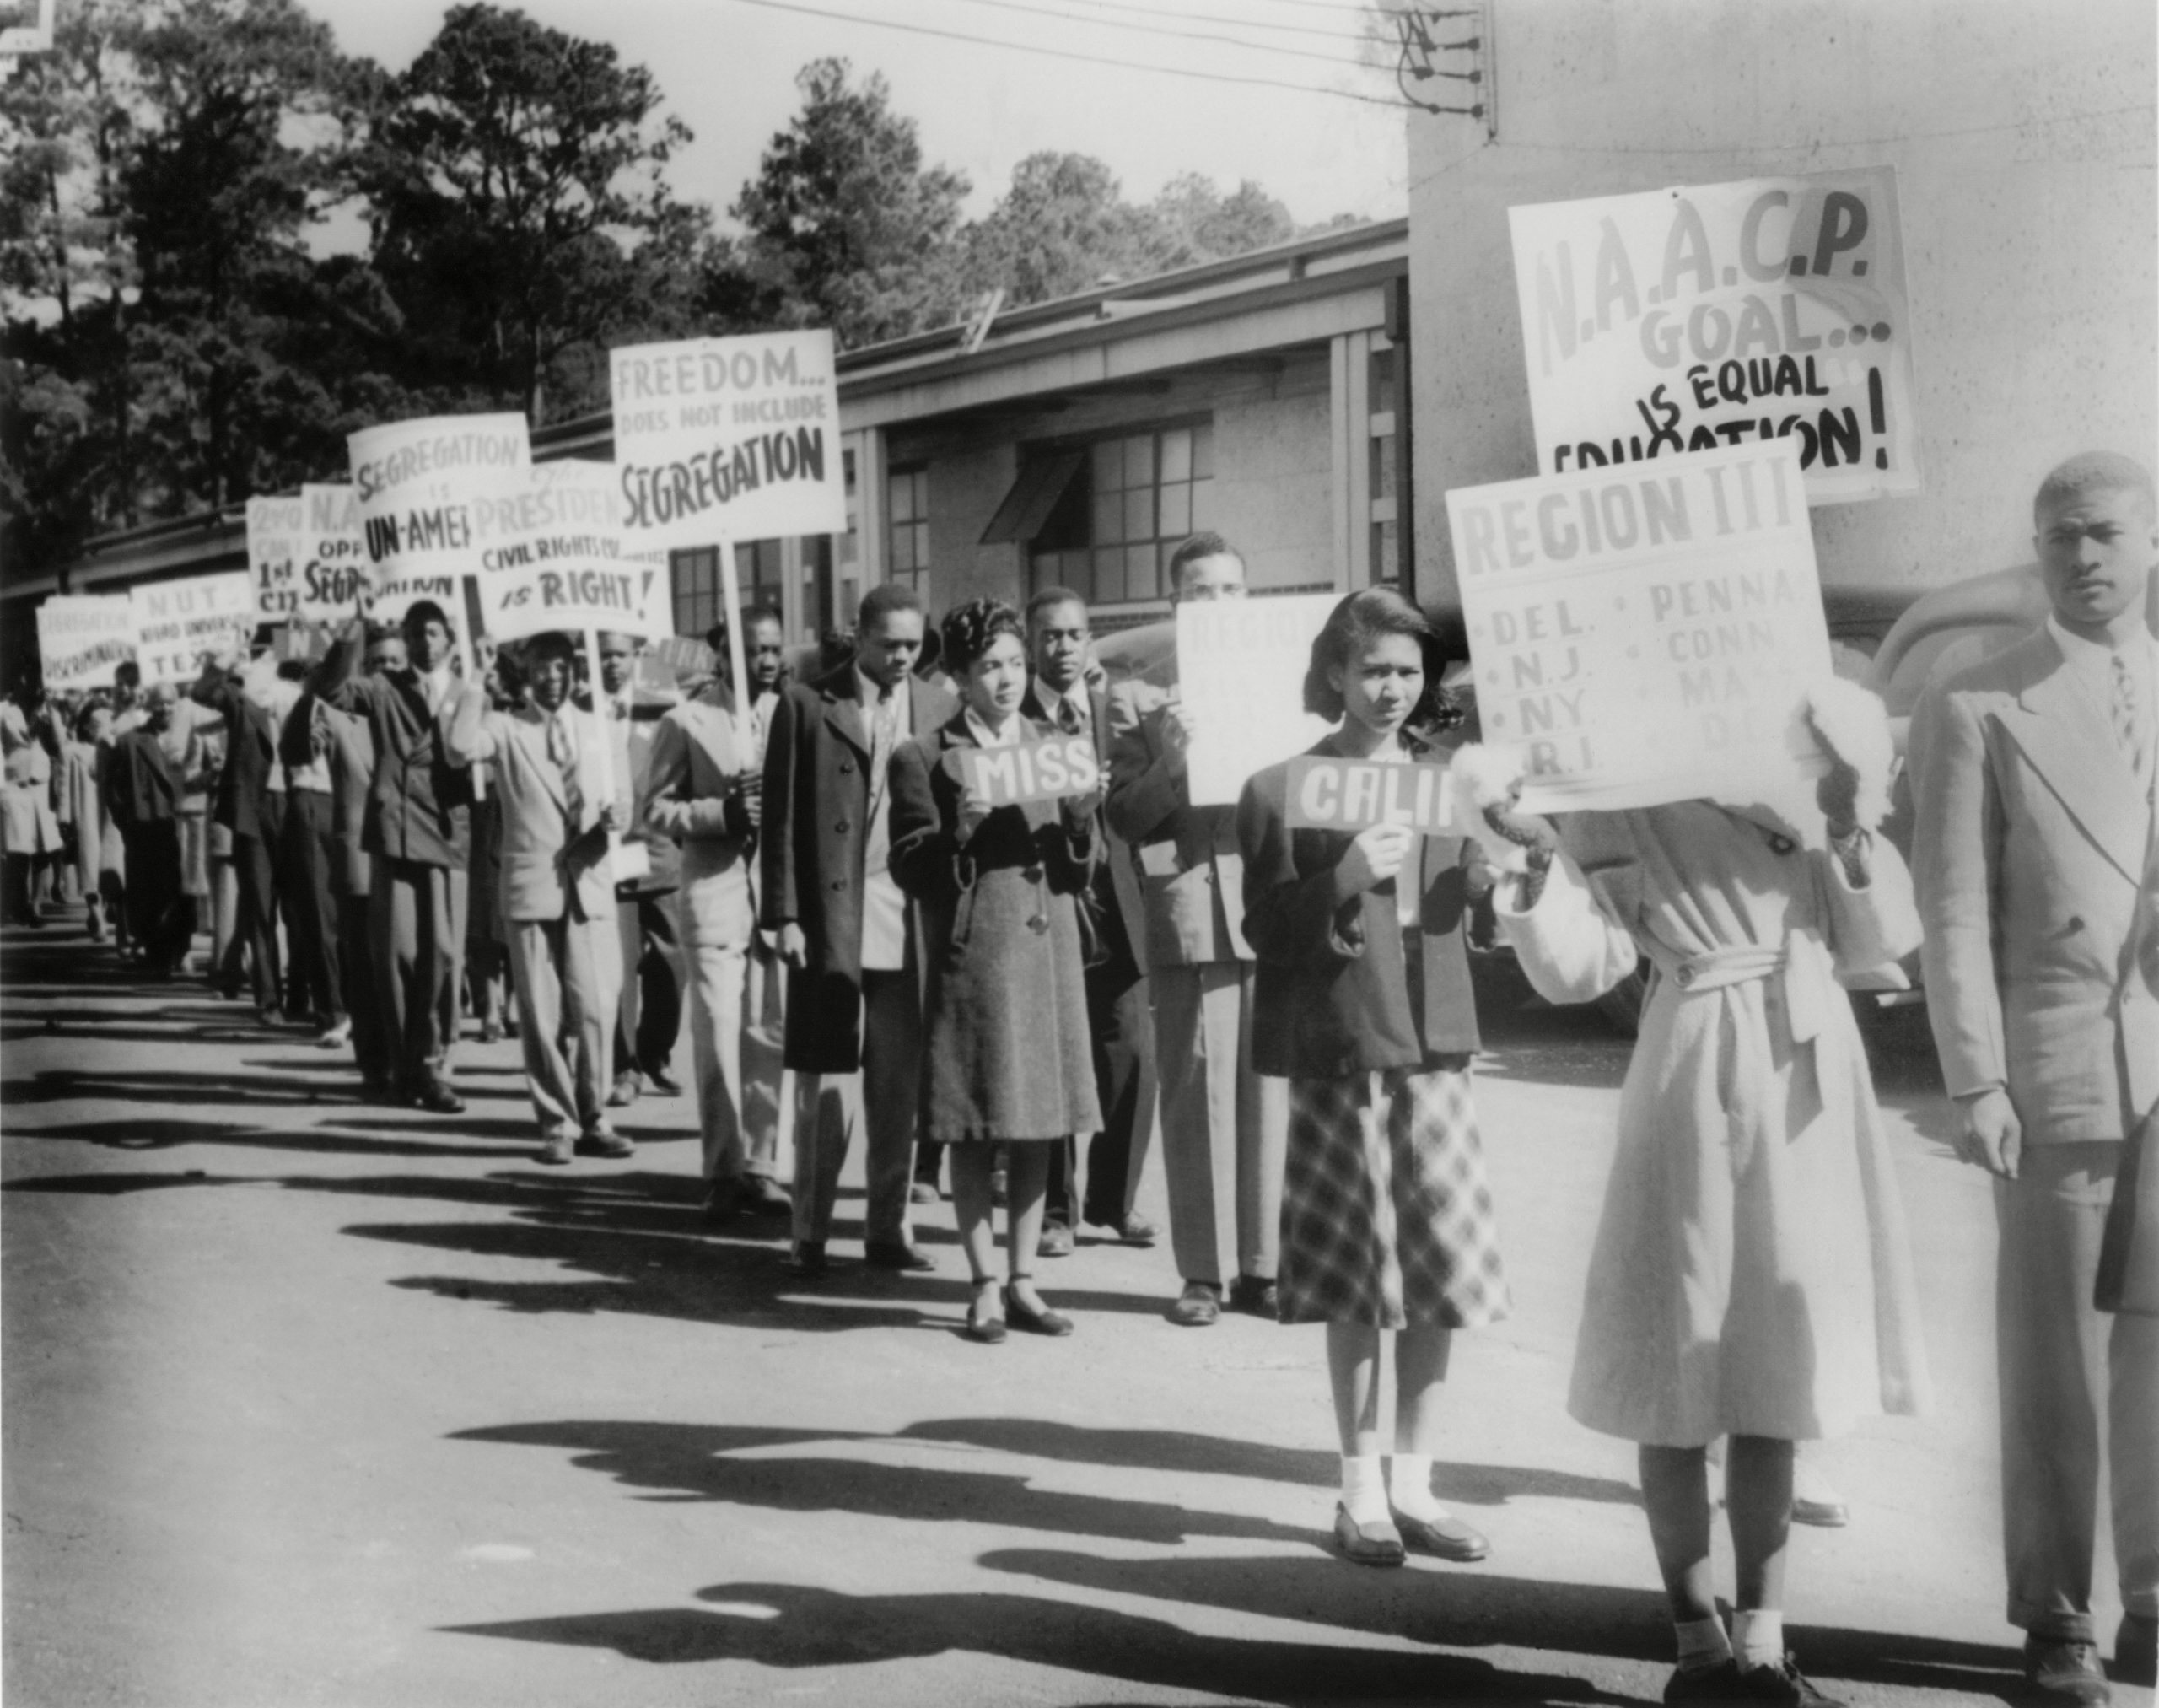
[359,3,703,423]
[957,151,1155,307]
[723,57,970,349]
[1145,173,1296,272]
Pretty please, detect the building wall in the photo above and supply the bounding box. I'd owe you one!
[1404,0,2157,612]
[1213,382,1334,593]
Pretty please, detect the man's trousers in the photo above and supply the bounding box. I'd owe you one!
[370,858,466,1095]
[1047,967,1158,1228]
[338,890,390,1086]
[120,822,188,970]
[1996,1141,2159,1641]
[613,887,686,1080]
[281,789,342,1024]
[792,967,920,1250]
[1150,959,1286,1288]
[229,828,283,1010]
[507,909,621,1139]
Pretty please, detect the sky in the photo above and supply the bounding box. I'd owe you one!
[304,0,1412,236]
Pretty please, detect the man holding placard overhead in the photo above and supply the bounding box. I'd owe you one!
[1106,533,1288,1327]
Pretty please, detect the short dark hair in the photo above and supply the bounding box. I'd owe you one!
[708,606,785,655]
[1025,586,1087,627]
[402,600,452,635]
[525,631,577,665]
[941,598,1026,674]
[1166,532,1242,590]
[2034,450,2156,524]
[114,660,141,691]
[1302,586,1460,731]
[363,622,403,649]
[858,582,923,630]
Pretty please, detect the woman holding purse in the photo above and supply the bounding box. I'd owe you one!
[1235,586,1510,1569]
[888,599,1102,1344]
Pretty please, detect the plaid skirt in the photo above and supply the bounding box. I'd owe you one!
[1279,1066,1510,1330]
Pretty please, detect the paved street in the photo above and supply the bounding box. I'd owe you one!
[0,905,2137,1708]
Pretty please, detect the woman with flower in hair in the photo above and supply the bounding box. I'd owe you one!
[889,598,1102,1343]
[1235,585,1509,1571]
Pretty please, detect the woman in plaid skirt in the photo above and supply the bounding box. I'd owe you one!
[1235,587,1510,1571]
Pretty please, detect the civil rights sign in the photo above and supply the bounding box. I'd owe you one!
[35,595,136,691]
[1176,592,1338,807]
[1508,167,1917,505]
[1284,756,1462,836]
[960,735,1101,808]
[610,331,847,550]
[347,412,530,622]
[472,459,663,643]
[246,495,304,622]
[296,483,369,621]
[132,571,256,687]
[1446,439,1833,814]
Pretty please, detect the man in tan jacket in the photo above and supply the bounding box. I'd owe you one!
[1911,451,2159,1705]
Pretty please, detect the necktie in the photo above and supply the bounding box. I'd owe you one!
[1056,695,1085,736]
[548,713,583,827]
[2113,652,2150,779]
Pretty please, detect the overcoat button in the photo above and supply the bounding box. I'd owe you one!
[829,879,843,891]
[1675,966,1694,987]
[839,760,853,773]
[1027,914,1049,934]
[835,820,850,833]
[1023,866,1044,883]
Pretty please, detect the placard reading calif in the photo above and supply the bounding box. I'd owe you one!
[1446,439,1833,815]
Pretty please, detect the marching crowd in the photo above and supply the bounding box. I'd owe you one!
[3,451,2155,1708]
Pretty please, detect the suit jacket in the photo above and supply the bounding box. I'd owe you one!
[644,692,758,947]
[105,727,184,833]
[584,686,683,897]
[320,700,375,898]
[444,696,624,925]
[1911,624,2159,1143]
[1237,729,1482,1078]
[197,679,278,841]
[760,662,957,1072]
[314,635,472,870]
[1105,664,1252,968]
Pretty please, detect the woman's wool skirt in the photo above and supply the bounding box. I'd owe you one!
[1278,1066,1510,1329]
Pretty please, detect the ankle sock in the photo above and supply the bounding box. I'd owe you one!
[1674,1615,1733,1673]
[1731,1608,1785,1670]
[1340,1454,1389,1525]
[1387,1452,1444,1522]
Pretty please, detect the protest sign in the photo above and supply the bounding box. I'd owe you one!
[246,495,304,622]
[640,634,717,692]
[470,459,662,644]
[35,595,136,691]
[610,331,847,549]
[131,571,256,687]
[1284,755,1462,835]
[960,735,1101,808]
[1508,167,1917,505]
[1446,439,1833,815]
[1176,592,1338,806]
[347,412,530,623]
[295,482,369,620]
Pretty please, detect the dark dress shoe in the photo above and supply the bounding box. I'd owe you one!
[414,1081,466,1115]
[1790,1495,1849,1528]
[1732,1657,1847,1706]
[1004,1283,1074,1336]
[1664,1660,1745,1704]
[1393,1510,1489,1562]
[2023,1639,2112,1707]
[535,1133,573,1167]
[1036,1220,1074,1258]
[864,1240,934,1272]
[743,1175,793,1215]
[1229,1274,1279,1317]
[1332,1503,1406,1567]
[577,1126,635,1159]
[784,1241,828,1276]
[703,1177,744,1227]
[1170,1280,1221,1326]
[641,1064,683,1096]
[2117,1614,2157,1687]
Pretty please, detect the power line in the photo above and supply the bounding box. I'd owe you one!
[1047,0,1382,46]
[945,0,1376,70]
[716,0,1415,108]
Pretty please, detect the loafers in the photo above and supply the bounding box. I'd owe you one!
[1004,1284,1074,1336]
[577,1126,634,1159]
[1169,1280,1221,1326]
[1036,1221,1074,1258]
[2023,1638,2112,1706]
[1332,1502,1406,1567]
[1229,1274,1279,1317]
[2116,1614,2156,1688]
[1392,1509,1489,1562]
[864,1240,934,1272]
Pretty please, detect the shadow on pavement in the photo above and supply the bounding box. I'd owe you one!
[1,1065,372,1109]
[445,1580,1630,1704]
[0,1119,517,1160]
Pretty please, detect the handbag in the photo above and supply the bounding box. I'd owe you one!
[2097,1106,2159,1316]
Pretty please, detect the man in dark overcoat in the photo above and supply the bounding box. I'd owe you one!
[759,583,956,1272]
[105,684,192,975]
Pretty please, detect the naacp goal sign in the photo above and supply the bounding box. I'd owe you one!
[1446,440,1833,815]
[611,331,846,549]
[35,596,136,690]
[295,483,369,620]
[246,495,304,622]
[1508,167,1918,505]
[472,460,664,643]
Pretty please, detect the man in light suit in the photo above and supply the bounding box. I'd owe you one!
[1106,533,1288,1325]
[446,632,630,1166]
[1026,587,1158,1256]
[761,584,956,1274]
[1912,450,2159,1706]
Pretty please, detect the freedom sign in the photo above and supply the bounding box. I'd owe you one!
[295,483,369,620]
[610,331,846,549]
[1176,592,1338,806]
[132,571,256,687]
[246,495,304,622]
[1446,440,1833,815]
[347,412,530,622]
[35,595,136,690]
[1508,167,1918,505]
[471,460,663,643]
[1284,755,1462,836]
[960,735,1102,808]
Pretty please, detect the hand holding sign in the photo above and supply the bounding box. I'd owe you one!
[1339,821,1417,893]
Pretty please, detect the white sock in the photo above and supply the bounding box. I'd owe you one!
[1731,1608,1785,1671]
[1675,1615,1733,1673]
[1340,1454,1389,1524]
[1388,1452,1444,1522]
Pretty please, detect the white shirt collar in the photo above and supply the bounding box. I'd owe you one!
[1031,677,1089,725]
[2047,613,2158,676]
[964,706,1022,748]
[856,664,908,715]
